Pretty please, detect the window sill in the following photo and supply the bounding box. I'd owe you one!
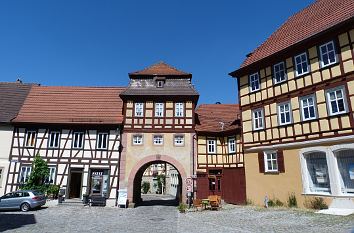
[249,89,261,94]
[327,111,349,118]
[96,148,108,151]
[295,71,310,79]
[264,171,279,175]
[319,61,339,70]
[253,128,265,132]
[273,79,287,86]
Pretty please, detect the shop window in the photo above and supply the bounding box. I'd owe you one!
[336,149,354,194]
[90,170,109,197]
[305,152,330,193]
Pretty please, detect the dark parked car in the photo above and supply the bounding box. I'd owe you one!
[0,190,46,212]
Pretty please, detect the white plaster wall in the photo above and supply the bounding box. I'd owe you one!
[0,125,13,195]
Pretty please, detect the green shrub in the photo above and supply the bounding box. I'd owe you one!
[305,197,328,210]
[287,193,298,208]
[47,184,60,199]
[141,181,150,194]
[246,198,254,205]
[267,198,284,207]
[177,203,187,213]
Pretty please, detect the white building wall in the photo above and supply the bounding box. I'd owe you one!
[0,125,13,195]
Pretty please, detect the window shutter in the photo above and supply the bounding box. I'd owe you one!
[278,150,285,173]
[258,152,265,173]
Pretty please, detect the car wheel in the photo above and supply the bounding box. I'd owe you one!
[20,203,30,212]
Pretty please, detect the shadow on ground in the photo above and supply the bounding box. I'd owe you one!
[0,213,36,231]
[137,198,179,207]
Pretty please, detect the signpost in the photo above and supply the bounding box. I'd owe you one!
[186,178,193,208]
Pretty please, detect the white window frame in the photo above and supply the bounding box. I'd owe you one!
[300,95,317,121]
[175,103,184,117]
[72,131,84,149]
[156,80,164,88]
[252,108,264,130]
[25,130,36,147]
[326,86,348,116]
[133,135,143,145]
[134,103,144,117]
[273,61,287,84]
[48,131,60,148]
[319,40,337,68]
[96,132,109,150]
[0,167,3,187]
[207,139,216,154]
[277,102,292,125]
[20,166,32,184]
[174,135,184,146]
[294,52,309,76]
[249,72,260,92]
[46,167,56,184]
[153,135,163,145]
[264,151,278,172]
[155,103,164,117]
[228,138,236,153]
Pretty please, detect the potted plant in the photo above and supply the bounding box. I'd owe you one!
[177,203,187,213]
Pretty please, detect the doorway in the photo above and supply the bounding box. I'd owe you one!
[69,169,83,198]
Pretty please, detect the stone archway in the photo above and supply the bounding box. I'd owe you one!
[127,154,188,205]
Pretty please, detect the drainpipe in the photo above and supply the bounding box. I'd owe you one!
[192,134,197,199]
[115,126,122,207]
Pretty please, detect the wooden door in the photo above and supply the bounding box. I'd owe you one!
[222,168,246,204]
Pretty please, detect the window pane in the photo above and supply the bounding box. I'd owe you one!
[306,152,330,192]
[336,150,354,193]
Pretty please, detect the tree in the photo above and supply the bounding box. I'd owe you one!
[141,181,150,194]
[23,154,49,192]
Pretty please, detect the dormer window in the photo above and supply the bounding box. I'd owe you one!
[156,80,164,88]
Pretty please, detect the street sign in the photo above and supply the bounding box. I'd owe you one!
[186,177,193,192]
[117,189,128,207]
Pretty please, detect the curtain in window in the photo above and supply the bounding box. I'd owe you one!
[306,152,330,192]
[336,150,354,194]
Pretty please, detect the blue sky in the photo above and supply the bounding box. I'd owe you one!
[0,0,314,104]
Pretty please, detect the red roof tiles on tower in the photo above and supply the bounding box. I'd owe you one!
[129,61,191,77]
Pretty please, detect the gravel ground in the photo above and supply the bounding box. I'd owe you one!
[0,195,353,233]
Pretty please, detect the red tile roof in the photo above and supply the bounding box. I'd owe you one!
[13,86,125,125]
[129,61,191,77]
[196,104,240,133]
[234,0,354,73]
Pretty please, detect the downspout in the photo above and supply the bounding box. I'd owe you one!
[115,126,122,207]
[192,133,197,199]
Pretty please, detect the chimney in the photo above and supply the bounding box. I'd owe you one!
[16,78,22,84]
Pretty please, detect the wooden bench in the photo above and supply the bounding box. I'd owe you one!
[193,199,202,211]
[208,195,221,210]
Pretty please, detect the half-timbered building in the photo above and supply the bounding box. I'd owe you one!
[195,104,245,204]
[119,62,199,205]
[230,0,354,208]
[0,81,34,196]
[6,86,124,206]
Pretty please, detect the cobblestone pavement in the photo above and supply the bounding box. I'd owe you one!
[0,195,353,233]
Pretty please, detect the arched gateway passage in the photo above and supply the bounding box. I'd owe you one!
[127,155,188,206]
